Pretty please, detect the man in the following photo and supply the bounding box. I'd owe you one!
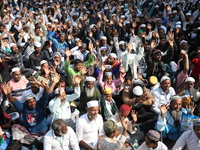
[155,95,195,141]
[100,120,128,150]
[178,77,195,108]
[71,43,90,61]
[29,41,47,71]
[138,130,167,150]
[49,76,81,129]
[64,49,94,89]
[2,81,49,145]
[43,119,80,150]
[108,104,144,145]
[173,118,200,150]
[76,100,104,150]
[151,76,176,114]
[8,67,29,100]
[78,76,101,114]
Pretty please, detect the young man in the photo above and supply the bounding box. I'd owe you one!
[137,130,167,150]
[100,120,128,150]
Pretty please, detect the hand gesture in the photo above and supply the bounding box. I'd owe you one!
[81,66,88,75]
[54,60,59,67]
[150,41,156,50]
[186,101,196,115]
[29,76,41,86]
[73,75,81,85]
[160,104,169,116]
[132,21,137,28]
[88,42,93,50]
[2,83,12,96]
[121,120,128,131]
[93,58,99,66]
[53,73,60,84]
[147,23,152,30]
[131,110,138,122]
[39,31,43,37]
[65,50,72,57]
[119,65,125,73]
[101,65,106,72]
[43,67,50,75]
[40,81,48,89]
[120,74,125,83]
[127,43,133,53]
[168,38,174,48]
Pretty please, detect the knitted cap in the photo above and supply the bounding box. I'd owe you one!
[103,120,118,134]
[147,130,160,141]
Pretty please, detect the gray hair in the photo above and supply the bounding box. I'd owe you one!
[52,119,67,132]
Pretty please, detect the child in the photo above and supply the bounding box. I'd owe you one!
[137,130,167,150]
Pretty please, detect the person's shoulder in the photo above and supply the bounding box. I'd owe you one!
[158,141,168,149]
[44,129,54,137]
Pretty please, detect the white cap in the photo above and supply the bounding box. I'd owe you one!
[125,21,130,25]
[121,15,125,18]
[132,86,143,96]
[109,53,117,59]
[104,7,108,10]
[87,100,98,108]
[40,60,48,66]
[89,24,96,30]
[100,47,107,51]
[11,67,20,75]
[111,14,116,17]
[101,36,107,40]
[184,77,195,83]
[10,43,17,48]
[104,72,112,76]
[55,88,65,95]
[176,21,181,25]
[85,76,96,82]
[186,13,191,16]
[180,40,188,45]
[176,25,182,28]
[34,41,42,47]
[160,76,170,83]
[24,93,35,102]
[119,41,125,45]
[54,19,58,22]
[75,38,80,42]
[140,24,146,28]
[155,5,159,8]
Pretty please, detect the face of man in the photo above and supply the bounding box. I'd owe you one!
[101,50,106,56]
[124,79,132,86]
[106,93,112,101]
[87,106,99,121]
[41,63,49,71]
[57,82,66,89]
[145,137,158,149]
[160,39,166,45]
[54,55,61,62]
[194,125,200,139]
[180,42,188,51]
[12,71,22,82]
[106,56,115,65]
[74,63,82,72]
[26,98,36,109]
[31,84,40,94]
[119,44,126,51]
[101,39,107,45]
[160,79,171,92]
[86,81,94,89]
[185,81,194,90]
[59,34,65,42]
[153,52,162,61]
[80,46,87,53]
[59,124,68,135]
[105,76,112,84]
[118,111,128,121]
[35,28,40,35]
[11,45,19,53]
[60,91,66,102]
[34,46,41,53]
[170,99,182,111]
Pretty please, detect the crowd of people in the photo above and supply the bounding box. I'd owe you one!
[0,0,200,149]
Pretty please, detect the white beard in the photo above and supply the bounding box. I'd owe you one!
[85,87,94,97]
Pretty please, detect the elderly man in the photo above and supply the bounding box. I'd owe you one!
[43,119,80,150]
[178,77,195,108]
[108,104,144,146]
[49,76,81,129]
[8,67,29,101]
[173,118,200,150]
[151,76,176,114]
[76,100,104,150]
[155,95,196,141]
[2,81,49,145]
[78,76,101,114]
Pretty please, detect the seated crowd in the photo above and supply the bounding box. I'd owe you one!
[0,0,200,149]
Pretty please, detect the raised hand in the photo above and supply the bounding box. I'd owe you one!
[121,120,128,131]
[186,101,196,115]
[150,41,156,50]
[160,104,169,118]
[168,38,174,48]
[127,43,133,53]
[53,73,60,84]
[131,110,138,123]
[73,75,81,85]
[2,83,12,96]
[101,65,106,72]
[147,23,152,30]
[65,50,72,58]
[119,65,125,73]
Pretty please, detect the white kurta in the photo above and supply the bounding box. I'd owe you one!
[137,141,168,150]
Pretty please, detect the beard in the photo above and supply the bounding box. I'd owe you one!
[85,87,94,97]
[170,110,182,127]
[88,114,97,121]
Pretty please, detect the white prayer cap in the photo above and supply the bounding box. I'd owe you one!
[198,27,200,30]
[34,41,42,47]
[193,118,200,126]
[55,88,65,95]
[87,100,98,108]
[156,18,162,21]
[155,5,159,8]
[140,24,146,28]
[119,41,125,45]
[47,22,52,25]
[176,25,182,28]
[10,43,17,48]
[111,14,116,17]
[89,24,96,30]
[74,38,80,42]
[101,36,107,40]
[121,15,125,18]
[54,19,58,22]
[24,93,35,102]
[104,72,112,76]
[176,21,181,25]
[132,86,143,96]
[160,76,170,83]
[40,60,48,66]
[109,53,117,59]
[125,21,130,25]
[172,10,177,14]
[104,7,109,10]
[170,95,182,101]
[11,67,20,74]
[184,77,195,83]
[180,40,188,45]
[100,47,107,51]
[86,11,90,14]
[186,13,191,16]
[73,23,78,26]
[2,34,9,39]
[85,76,96,82]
